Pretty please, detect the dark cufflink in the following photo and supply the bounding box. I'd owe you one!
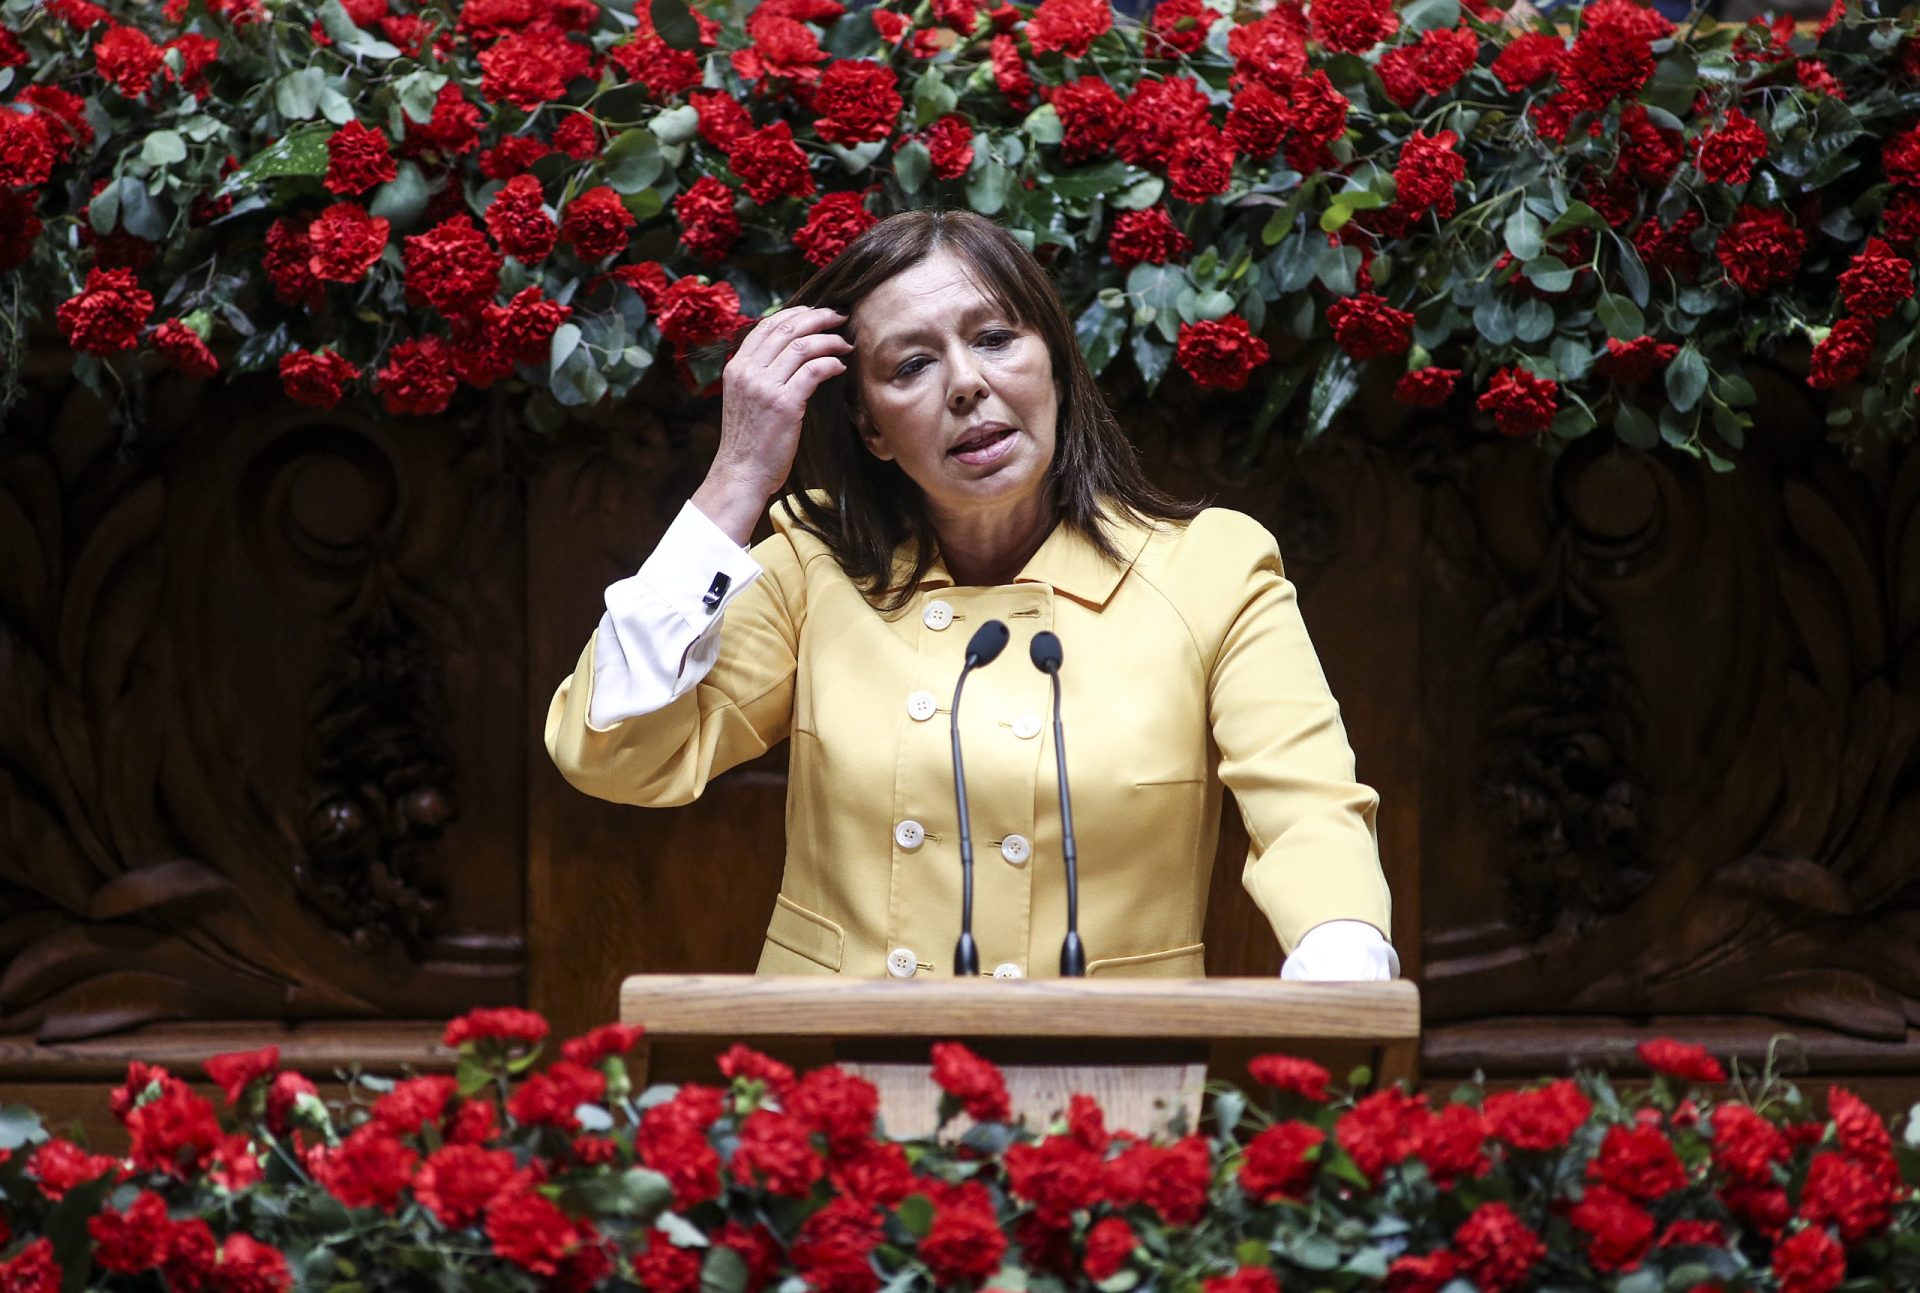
[701,572,730,610]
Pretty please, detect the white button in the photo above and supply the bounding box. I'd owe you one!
[923,599,953,630]
[894,819,925,850]
[992,962,1023,979]
[1013,713,1042,740]
[1000,834,1031,865]
[906,690,937,721]
[886,948,918,978]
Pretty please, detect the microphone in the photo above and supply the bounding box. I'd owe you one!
[950,619,1009,977]
[1029,631,1085,976]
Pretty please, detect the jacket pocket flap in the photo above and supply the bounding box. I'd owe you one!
[1086,941,1205,977]
[766,893,845,972]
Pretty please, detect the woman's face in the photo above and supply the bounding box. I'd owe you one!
[848,248,1059,526]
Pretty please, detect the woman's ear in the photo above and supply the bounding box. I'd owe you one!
[852,402,894,461]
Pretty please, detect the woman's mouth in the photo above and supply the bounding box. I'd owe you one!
[949,426,1017,465]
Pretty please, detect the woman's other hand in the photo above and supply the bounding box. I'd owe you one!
[692,305,853,544]
[1279,919,1400,981]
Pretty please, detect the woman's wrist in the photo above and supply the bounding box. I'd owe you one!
[690,472,773,547]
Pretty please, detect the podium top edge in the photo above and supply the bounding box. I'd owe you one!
[617,975,1420,1041]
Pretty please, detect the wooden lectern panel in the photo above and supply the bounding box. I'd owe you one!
[620,976,1420,1135]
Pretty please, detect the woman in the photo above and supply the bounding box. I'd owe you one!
[545,209,1397,981]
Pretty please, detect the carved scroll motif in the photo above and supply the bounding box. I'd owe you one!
[0,374,522,1041]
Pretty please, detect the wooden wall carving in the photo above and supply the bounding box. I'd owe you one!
[2,353,1914,1107]
[0,368,524,1046]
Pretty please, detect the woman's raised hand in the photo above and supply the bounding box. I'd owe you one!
[692,306,853,544]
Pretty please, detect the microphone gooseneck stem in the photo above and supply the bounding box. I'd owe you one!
[951,662,980,978]
[1050,668,1086,977]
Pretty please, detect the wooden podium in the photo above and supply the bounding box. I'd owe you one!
[619,976,1420,1137]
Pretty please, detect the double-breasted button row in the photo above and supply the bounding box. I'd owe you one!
[885,948,1025,979]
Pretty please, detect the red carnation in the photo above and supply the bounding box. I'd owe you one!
[639,1089,725,1206]
[1385,1250,1458,1293]
[1327,292,1414,361]
[152,318,219,378]
[561,1023,647,1066]
[1228,8,1309,95]
[658,276,751,348]
[930,1041,1012,1123]
[632,1230,702,1293]
[1808,316,1874,390]
[1249,1054,1332,1100]
[1393,365,1458,407]
[729,121,816,205]
[1147,0,1217,55]
[1475,366,1559,437]
[1049,78,1125,165]
[1169,127,1235,203]
[990,32,1035,109]
[561,185,636,261]
[1117,75,1212,169]
[791,189,877,268]
[486,174,557,263]
[1454,1201,1545,1293]
[94,24,164,98]
[1415,1102,1489,1185]
[307,202,390,283]
[1083,1217,1138,1281]
[1224,82,1289,159]
[1570,1185,1656,1273]
[1003,1135,1103,1226]
[1594,335,1678,384]
[375,335,459,415]
[1562,0,1670,108]
[508,1059,606,1131]
[1717,205,1806,294]
[205,1046,279,1105]
[1027,0,1110,58]
[479,29,590,110]
[1311,0,1396,52]
[27,1139,118,1200]
[917,114,976,180]
[1239,1121,1323,1200]
[550,112,598,159]
[828,1140,914,1208]
[1695,107,1768,186]
[919,1179,1007,1286]
[372,1075,457,1136]
[790,1196,882,1293]
[1828,1085,1892,1161]
[403,216,501,317]
[89,1192,171,1276]
[609,34,702,99]
[1799,1151,1894,1242]
[786,1065,879,1155]
[324,119,396,196]
[56,266,152,354]
[730,10,827,85]
[1492,31,1565,92]
[1589,1123,1688,1199]
[731,1108,825,1196]
[813,60,902,145]
[1393,129,1465,220]
[0,1239,60,1293]
[675,175,742,263]
[614,261,672,313]
[1885,124,1920,187]
[1837,237,1914,320]
[1335,1086,1427,1182]
[486,1187,582,1277]
[403,82,481,158]
[308,1124,419,1212]
[1177,313,1270,391]
[1636,1038,1726,1082]
[1377,25,1479,108]
[1104,1135,1213,1225]
[415,1144,520,1227]
[1772,1225,1845,1293]
[279,349,359,408]
[0,109,57,188]
[715,1222,782,1293]
[127,1085,222,1177]
[1711,1103,1791,1184]
[1108,205,1194,270]
[692,89,754,153]
[1202,1268,1280,1293]
[478,134,551,178]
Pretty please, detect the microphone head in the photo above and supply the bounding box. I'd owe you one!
[1030,630,1063,674]
[966,619,1010,667]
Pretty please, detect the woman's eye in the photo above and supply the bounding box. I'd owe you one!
[982,330,1014,347]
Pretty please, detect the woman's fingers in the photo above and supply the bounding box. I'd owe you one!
[762,330,853,389]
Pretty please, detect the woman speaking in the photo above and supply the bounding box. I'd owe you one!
[544,209,1397,983]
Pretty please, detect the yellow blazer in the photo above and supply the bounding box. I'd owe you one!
[544,496,1391,978]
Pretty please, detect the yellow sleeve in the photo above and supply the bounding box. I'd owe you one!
[1199,511,1393,954]
[542,529,805,808]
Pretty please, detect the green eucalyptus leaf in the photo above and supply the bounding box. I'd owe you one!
[651,103,701,146]
[275,67,325,120]
[550,322,584,377]
[1514,297,1554,342]
[702,1248,750,1293]
[967,159,1010,216]
[118,180,168,239]
[88,181,121,235]
[1022,103,1063,145]
[894,140,931,194]
[0,1103,48,1150]
[1315,242,1362,296]
[651,0,701,49]
[1045,160,1127,199]
[1614,402,1658,450]
[1306,348,1360,440]
[1666,345,1708,413]
[367,161,429,227]
[1399,0,1459,33]
[1129,324,1171,393]
[1073,298,1125,376]
[142,130,187,166]
[1504,207,1544,261]
[1596,291,1645,340]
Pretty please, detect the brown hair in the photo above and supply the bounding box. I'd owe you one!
[765,208,1204,612]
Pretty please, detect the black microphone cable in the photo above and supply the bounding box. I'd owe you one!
[1029,630,1085,976]
[950,619,1009,977]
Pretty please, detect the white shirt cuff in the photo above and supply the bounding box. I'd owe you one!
[587,501,765,730]
[1279,919,1400,981]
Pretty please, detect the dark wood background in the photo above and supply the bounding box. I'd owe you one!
[5,347,1916,1128]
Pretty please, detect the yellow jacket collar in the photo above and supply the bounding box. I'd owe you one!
[894,507,1159,608]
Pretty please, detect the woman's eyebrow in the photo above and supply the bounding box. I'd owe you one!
[872,305,1008,356]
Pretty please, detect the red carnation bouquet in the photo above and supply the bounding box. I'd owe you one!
[1,1019,1917,1293]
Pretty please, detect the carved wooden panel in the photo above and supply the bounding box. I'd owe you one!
[0,368,524,1046]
